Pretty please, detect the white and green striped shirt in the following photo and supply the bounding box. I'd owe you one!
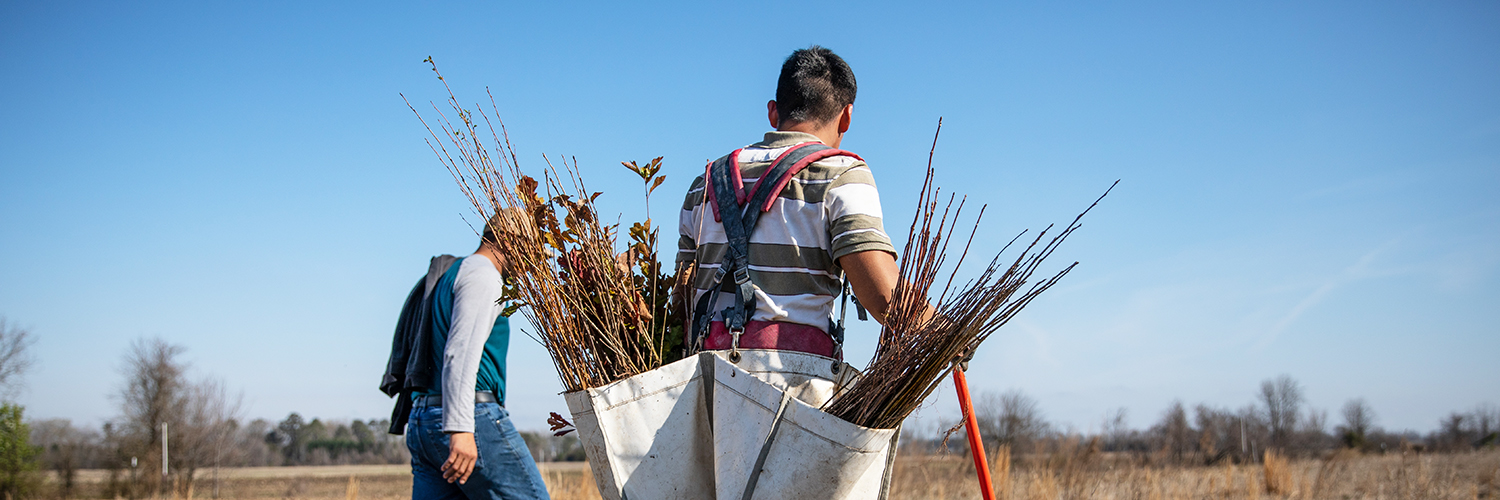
[678,131,897,332]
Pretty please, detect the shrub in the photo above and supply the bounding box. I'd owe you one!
[0,403,39,499]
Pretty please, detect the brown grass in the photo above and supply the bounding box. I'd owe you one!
[1264,449,1293,495]
[43,451,1500,499]
[885,450,1499,500]
[44,464,596,500]
[992,444,1012,500]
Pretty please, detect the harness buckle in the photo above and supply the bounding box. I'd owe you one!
[733,264,751,285]
[692,330,707,354]
[728,327,745,363]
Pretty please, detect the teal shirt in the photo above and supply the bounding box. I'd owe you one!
[417,257,510,405]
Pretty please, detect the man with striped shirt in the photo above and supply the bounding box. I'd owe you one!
[677,46,902,359]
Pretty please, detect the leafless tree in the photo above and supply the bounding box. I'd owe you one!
[172,377,245,497]
[1299,407,1333,451]
[975,390,1050,453]
[1151,400,1194,464]
[1437,412,1470,451]
[1258,374,1303,450]
[30,419,101,497]
[115,338,187,495]
[114,338,251,496]
[1339,398,1376,449]
[1470,403,1499,447]
[1101,407,1129,451]
[1193,405,1240,464]
[1303,409,1326,433]
[0,317,36,400]
[235,419,282,466]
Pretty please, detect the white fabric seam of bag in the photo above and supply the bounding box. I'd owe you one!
[597,376,701,411]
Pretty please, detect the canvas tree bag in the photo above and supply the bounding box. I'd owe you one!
[564,349,900,500]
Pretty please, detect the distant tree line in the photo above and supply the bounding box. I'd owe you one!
[17,333,588,499]
[260,413,407,467]
[913,374,1500,467]
[3,314,1494,498]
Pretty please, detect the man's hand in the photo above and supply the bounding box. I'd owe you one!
[441,432,478,484]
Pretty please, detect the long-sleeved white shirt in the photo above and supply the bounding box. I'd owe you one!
[440,254,506,433]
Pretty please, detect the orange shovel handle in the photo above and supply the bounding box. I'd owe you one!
[953,366,996,500]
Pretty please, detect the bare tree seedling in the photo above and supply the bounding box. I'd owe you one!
[822,122,1115,429]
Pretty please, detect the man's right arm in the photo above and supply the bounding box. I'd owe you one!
[838,250,899,326]
[825,161,908,327]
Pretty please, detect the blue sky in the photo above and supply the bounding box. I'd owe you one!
[2,1,1496,434]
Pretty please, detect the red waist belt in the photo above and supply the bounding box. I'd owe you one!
[705,320,837,359]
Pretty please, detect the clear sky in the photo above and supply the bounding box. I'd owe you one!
[2,1,1496,435]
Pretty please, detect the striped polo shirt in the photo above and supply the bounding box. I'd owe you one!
[677,131,897,332]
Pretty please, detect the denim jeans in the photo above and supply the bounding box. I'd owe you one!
[407,402,550,500]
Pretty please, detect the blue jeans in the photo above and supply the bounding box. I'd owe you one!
[407,402,550,500]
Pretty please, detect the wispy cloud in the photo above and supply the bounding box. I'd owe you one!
[1298,172,1408,201]
[1253,239,1398,351]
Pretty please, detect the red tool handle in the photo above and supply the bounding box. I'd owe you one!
[953,365,996,500]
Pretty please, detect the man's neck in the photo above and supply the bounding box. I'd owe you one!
[777,122,842,149]
[473,244,504,275]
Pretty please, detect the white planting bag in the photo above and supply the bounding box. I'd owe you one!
[566,350,899,500]
[709,350,898,499]
[563,354,714,500]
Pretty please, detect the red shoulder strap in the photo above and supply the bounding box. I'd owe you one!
[704,149,743,223]
[755,147,863,213]
[705,144,864,221]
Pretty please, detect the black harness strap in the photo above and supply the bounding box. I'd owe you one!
[689,143,850,357]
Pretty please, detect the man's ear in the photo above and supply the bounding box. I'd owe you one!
[767,100,780,129]
[837,104,853,134]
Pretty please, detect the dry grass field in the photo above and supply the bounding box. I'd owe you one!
[48,463,595,500]
[888,450,1500,499]
[47,450,1499,500]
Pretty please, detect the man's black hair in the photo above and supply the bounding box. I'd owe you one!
[775,46,857,126]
